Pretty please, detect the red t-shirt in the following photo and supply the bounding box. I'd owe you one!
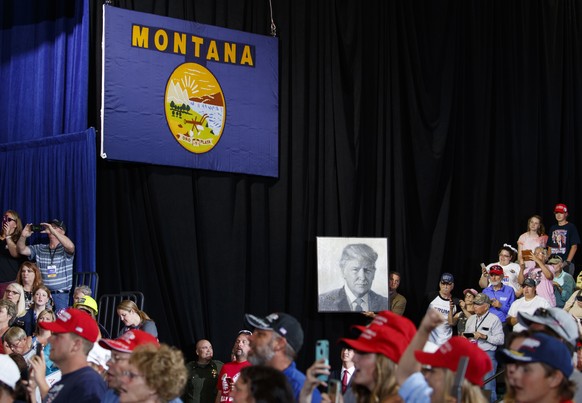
[216,360,252,402]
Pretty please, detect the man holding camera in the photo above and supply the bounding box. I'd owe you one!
[16,219,75,312]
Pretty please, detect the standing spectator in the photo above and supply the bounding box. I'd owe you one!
[329,347,355,395]
[498,332,576,403]
[216,330,252,403]
[520,246,556,306]
[463,293,504,402]
[16,219,75,313]
[183,339,224,403]
[448,288,477,335]
[116,300,157,337]
[481,265,515,324]
[549,255,575,308]
[547,203,580,276]
[388,271,406,315]
[0,354,21,403]
[397,308,490,403]
[426,273,459,348]
[118,344,187,403]
[506,279,550,332]
[0,210,24,283]
[517,214,549,265]
[98,329,162,403]
[479,245,523,297]
[244,312,321,403]
[338,311,416,403]
[29,308,107,402]
[233,366,294,403]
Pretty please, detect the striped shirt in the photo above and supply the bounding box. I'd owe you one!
[29,244,74,291]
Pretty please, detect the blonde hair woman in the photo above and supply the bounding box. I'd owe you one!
[117,300,158,337]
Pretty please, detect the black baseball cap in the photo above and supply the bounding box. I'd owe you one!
[49,219,66,231]
[244,312,304,352]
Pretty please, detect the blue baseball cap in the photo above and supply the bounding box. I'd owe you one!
[440,273,454,283]
[497,333,573,378]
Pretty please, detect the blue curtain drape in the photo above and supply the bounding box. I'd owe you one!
[0,1,95,276]
[0,0,89,141]
[0,128,97,274]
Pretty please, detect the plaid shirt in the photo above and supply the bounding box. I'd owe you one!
[29,244,74,291]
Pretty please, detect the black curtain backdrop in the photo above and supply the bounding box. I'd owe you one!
[89,0,582,366]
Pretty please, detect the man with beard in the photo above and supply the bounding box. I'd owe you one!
[215,330,252,403]
[183,339,224,403]
[244,312,321,403]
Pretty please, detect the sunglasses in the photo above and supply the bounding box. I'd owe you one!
[238,329,252,335]
[440,281,453,286]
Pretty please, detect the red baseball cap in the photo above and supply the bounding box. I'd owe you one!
[415,336,492,386]
[339,311,416,363]
[99,329,159,353]
[39,308,99,343]
[554,204,568,214]
[489,265,504,276]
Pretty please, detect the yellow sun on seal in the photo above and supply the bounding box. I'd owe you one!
[165,63,226,154]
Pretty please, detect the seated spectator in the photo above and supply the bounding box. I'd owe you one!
[234,365,294,403]
[338,311,416,403]
[2,282,31,334]
[72,285,92,303]
[116,300,158,338]
[498,332,576,403]
[507,279,550,332]
[549,255,575,308]
[397,308,490,403]
[448,288,476,335]
[519,246,556,306]
[32,308,59,376]
[74,295,110,338]
[0,209,24,283]
[463,293,504,402]
[563,289,582,321]
[0,299,17,354]
[481,265,515,324]
[0,354,21,403]
[15,261,43,309]
[20,285,52,336]
[2,327,37,364]
[479,245,522,297]
[118,343,187,402]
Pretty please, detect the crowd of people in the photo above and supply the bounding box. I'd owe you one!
[1,203,582,403]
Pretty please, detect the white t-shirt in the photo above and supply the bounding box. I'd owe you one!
[507,295,551,332]
[428,294,456,346]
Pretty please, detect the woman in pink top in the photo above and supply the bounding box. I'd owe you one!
[517,215,548,269]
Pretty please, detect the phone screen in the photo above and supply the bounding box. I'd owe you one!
[315,340,329,382]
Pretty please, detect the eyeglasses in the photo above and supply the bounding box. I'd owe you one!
[121,370,144,381]
[5,289,19,295]
[440,281,452,286]
[8,338,24,349]
[109,353,130,363]
[499,254,511,258]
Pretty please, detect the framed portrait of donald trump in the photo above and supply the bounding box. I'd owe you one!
[317,237,389,312]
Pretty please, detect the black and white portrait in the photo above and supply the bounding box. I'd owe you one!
[317,237,389,312]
